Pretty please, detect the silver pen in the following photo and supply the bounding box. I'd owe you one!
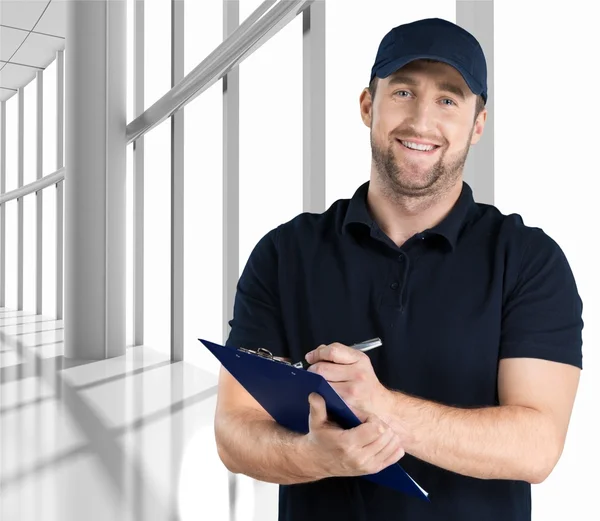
[292,337,382,369]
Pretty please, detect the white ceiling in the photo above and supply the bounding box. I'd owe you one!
[0,0,65,102]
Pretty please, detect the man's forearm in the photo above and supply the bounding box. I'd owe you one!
[380,391,560,484]
[215,407,323,485]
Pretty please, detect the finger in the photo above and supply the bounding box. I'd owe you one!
[308,393,327,428]
[307,362,355,382]
[306,343,363,365]
[363,430,398,469]
[361,424,395,454]
[345,415,387,447]
[381,442,405,469]
[375,434,405,469]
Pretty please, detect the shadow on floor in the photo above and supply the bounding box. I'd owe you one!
[0,315,219,521]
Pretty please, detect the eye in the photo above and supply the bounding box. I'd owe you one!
[441,98,456,106]
[393,90,411,98]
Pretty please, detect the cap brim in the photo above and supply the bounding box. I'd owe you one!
[374,54,485,101]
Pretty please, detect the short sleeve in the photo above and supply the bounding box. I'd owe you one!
[500,228,584,368]
[224,227,290,359]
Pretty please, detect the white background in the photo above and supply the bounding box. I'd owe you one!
[1,1,597,520]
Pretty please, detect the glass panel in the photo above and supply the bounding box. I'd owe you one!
[43,59,57,176]
[4,95,19,308]
[181,0,224,372]
[23,80,36,186]
[238,4,302,277]
[143,0,172,355]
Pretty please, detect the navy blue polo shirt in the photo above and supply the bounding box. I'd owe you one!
[225,180,583,521]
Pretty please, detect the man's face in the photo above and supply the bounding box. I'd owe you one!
[360,59,486,198]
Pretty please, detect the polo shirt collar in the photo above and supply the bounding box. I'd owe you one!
[342,180,476,251]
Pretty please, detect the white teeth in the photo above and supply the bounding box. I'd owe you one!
[401,140,437,151]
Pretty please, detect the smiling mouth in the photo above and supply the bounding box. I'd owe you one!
[397,139,441,154]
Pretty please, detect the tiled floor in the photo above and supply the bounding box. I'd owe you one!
[0,308,279,521]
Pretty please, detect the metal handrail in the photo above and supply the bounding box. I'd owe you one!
[126,0,313,145]
[0,167,65,205]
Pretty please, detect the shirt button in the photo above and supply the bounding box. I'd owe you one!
[390,282,399,290]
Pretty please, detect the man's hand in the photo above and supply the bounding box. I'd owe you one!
[302,392,405,478]
[305,342,391,418]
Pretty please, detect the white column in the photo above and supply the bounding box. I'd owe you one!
[222,0,240,348]
[56,50,64,320]
[302,0,326,213]
[65,0,126,359]
[36,70,44,316]
[133,0,145,346]
[1,101,5,308]
[171,0,185,361]
[456,0,494,205]
[18,87,24,311]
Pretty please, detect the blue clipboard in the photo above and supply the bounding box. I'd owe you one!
[199,338,428,500]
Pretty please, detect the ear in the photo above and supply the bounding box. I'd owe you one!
[359,88,373,128]
[470,107,487,145]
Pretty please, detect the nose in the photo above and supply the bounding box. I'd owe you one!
[407,98,436,136]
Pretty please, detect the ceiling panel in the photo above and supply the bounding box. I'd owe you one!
[0,1,65,97]
[12,32,65,67]
[0,62,37,90]
[0,1,50,31]
[0,87,18,102]
[34,0,66,37]
[0,26,28,62]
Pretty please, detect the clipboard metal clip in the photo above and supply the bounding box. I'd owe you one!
[237,337,383,370]
[238,346,293,366]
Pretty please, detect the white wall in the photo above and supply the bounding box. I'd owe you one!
[494,1,599,519]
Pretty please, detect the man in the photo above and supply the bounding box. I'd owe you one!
[214,17,583,521]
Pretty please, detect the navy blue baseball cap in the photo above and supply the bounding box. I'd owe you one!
[370,18,488,103]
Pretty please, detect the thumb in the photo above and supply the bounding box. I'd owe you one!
[308,393,327,427]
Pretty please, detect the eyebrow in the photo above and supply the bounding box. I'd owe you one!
[387,74,467,101]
